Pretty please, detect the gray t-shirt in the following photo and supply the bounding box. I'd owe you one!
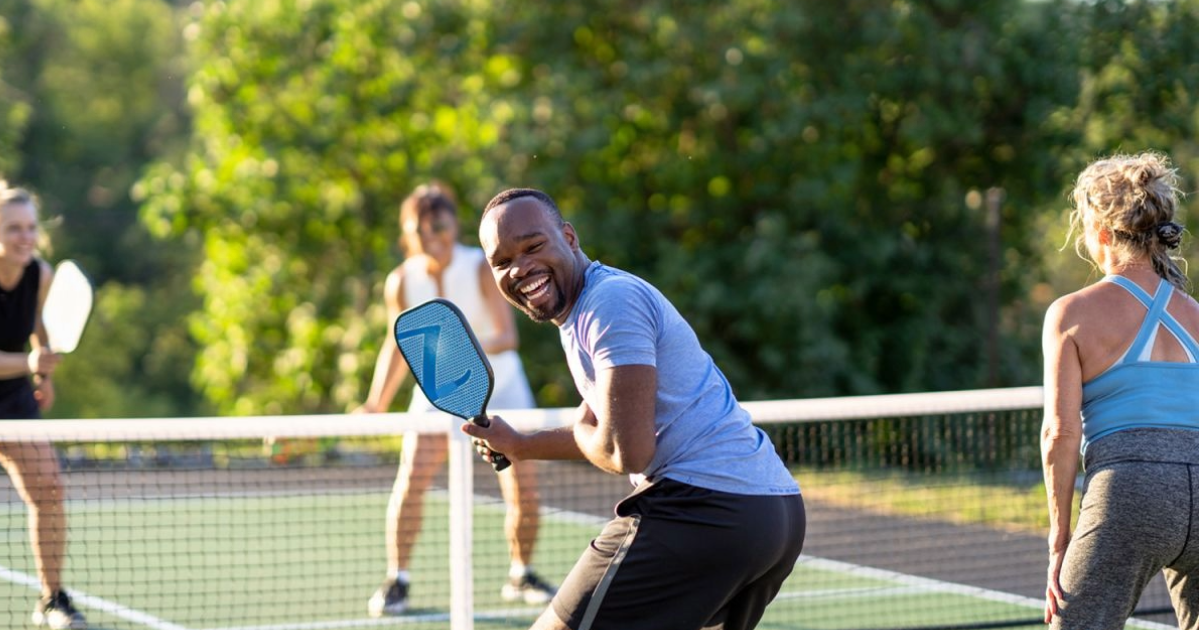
[558,262,799,496]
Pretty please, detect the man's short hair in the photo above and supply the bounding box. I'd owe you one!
[482,188,564,225]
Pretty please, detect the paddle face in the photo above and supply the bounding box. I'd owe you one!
[394,298,494,419]
[394,298,510,471]
[42,260,93,353]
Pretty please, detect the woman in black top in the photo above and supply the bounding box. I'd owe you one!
[0,184,86,629]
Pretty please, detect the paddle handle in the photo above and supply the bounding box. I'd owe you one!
[471,415,511,472]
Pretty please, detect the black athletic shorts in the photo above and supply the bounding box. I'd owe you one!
[0,383,39,420]
[551,477,805,630]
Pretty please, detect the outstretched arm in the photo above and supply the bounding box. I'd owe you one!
[357,269,410,413]
[477,257,519,355]
[464,365,657,476]
[32,259,56,409]
[464,403,586,463]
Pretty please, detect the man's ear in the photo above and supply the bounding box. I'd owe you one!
[563,221,580,251]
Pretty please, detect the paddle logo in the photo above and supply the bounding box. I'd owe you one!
[395,323,471,401]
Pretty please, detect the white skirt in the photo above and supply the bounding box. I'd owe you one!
[406,349,535,413]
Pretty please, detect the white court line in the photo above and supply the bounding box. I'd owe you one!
[795,556,1047,609]
[194,606,544,630]
[0,559,542,630]
[791,556,1178,630]
[778,584,939,601]
[0,491,544,630]
[4,493,1176,630]
[0,564,189,630]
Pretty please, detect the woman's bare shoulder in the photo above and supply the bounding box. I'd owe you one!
[1045,282,1125,331]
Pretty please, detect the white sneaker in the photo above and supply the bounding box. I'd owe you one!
[367,578,410,617]
[32,591,87,630]
[501,571,557,605]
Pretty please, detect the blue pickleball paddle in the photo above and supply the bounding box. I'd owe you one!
[393,298,511,471]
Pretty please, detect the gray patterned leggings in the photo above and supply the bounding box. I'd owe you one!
[1054,429,1199,630]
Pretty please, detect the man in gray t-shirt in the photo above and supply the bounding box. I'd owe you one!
[464,188,805,630]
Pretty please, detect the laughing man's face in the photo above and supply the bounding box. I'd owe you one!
[480,197,582,325]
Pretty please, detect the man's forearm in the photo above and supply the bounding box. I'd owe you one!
[515,426,585,461]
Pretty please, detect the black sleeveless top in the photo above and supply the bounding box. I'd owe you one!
[0,260,40,412]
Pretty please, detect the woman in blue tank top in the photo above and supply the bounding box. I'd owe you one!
[1042,152,1199,629]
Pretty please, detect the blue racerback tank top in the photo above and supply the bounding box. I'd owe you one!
[1080,275,1199,454]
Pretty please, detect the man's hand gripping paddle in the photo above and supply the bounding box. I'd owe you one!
[393,298,511,471]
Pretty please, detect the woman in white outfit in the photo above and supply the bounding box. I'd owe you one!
[357,182,556,617]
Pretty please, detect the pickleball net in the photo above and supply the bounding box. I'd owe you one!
[0,387,1181,630]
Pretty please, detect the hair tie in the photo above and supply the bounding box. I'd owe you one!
[1156,221,1183,249]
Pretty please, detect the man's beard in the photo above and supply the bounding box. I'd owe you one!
[515,285,565,323]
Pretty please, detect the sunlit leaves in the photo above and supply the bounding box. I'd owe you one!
[142,0,511,414]
[138,0,1199,415]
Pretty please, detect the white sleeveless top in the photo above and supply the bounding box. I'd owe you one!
[401,244,535,412]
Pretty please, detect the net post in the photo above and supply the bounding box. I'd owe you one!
[448,422,475,630]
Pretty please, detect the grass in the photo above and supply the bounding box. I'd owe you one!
[795,467,1080,533]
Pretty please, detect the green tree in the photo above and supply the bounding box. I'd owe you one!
[0,0,200,418]
[147,0,1153,415]
[1038,0,1199,300]
[141,0,529,414]
[482,0,1081,396]
[0,10,32,178]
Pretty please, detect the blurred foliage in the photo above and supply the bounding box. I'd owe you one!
[48,283,202,418]
[0,7,31,178]
[1037,0,1199,300]
[143,0,1084,414]
[6,0,1199,417]
[0,0,203,418]
[481,0,1084,398]
[139,0,522,414]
